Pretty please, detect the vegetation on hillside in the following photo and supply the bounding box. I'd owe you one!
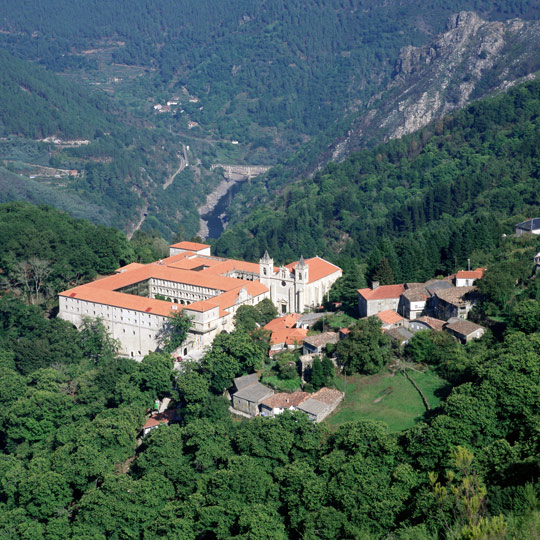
[216,78,540,284]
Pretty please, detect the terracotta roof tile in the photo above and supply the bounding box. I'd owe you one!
[169,241,210,251]
[358,284,405,300]
[375,310,404,325]
[456,268,485,280]
[285,256,341,283]
[143,409,176,429]
[264,313,301,331]
[414,316,446,331]
[269,327,308,346]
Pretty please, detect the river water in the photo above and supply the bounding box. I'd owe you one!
[200,181,244,238]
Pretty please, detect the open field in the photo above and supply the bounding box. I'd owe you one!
[327,368,450,432]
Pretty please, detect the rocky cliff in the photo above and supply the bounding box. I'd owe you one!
[326,11,540,163]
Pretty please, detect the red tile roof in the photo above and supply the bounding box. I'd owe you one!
[264,313,301,331]
[414,316,446,331]
[358,284,405,300]
[285,256,341,284]
[269,327,308,346]
[143,409,176,429]
[456,268,485,280]
[169,241,210,251]
[375,310,404,325]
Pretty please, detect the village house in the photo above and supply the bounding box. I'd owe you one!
[141,409,176,437]
[231,374,274,417]
[444,318,485,344]
[302,332,339,355]
[375,309,405,329]
[259,391,310,417]
[384,327,414,346]
[409,316,446,333]
[59,243,341,360]
[357,282,405,317]
[431,286,478,321]
[296,388,344,422]
[454,268,485,287]
[515,218,540,236]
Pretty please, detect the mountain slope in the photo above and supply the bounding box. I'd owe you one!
[213,77,540,281]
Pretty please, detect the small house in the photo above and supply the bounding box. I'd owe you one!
[515,218,540,236]
[357,283,405,317]
[141,409,176,437]
[259,391,310,417]
[231,374,274,417]
[302,332,339,355]
[444,318,485,344]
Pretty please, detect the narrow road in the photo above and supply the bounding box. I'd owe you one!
[163,144,188,190]
[127,204,148,239]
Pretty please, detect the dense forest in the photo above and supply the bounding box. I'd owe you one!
[0,48,223,238]
[215,77,540,284]
[2,1,540,146]
[3,202,540,538]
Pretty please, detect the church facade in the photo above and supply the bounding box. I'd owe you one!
[58,242,341,360]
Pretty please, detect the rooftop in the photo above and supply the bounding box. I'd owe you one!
[456,268,485,280]
[303,332,339,348]
[385,327,413,343]
[285,256,342,284]
[233,373,259,391]
[434,286,476,306]
[297,397,330,417]
[169,241,211,251]
[358,284,405,301]
[414,316,446,331]
[311,387,344,406]
[445,318,485,336]
[516,218,540,231]
[375,310,404,326]
[264,313,301,331]
[142,409,176,429]
[268,327,308,346]
[234,382,274,403]
[261,391,310,409]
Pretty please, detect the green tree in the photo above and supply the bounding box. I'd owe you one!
[336,317,392,375]
[158,311,192,354]
[138,352,174,398]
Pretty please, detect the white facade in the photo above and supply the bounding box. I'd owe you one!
[259,252,341,314]
[58,246,341,361]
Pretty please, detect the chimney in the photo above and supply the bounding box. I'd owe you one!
[371,281,380,290]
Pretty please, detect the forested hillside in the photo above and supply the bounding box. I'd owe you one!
[2,1,540,147]
[215,78,540,282]
[3,221,540,537]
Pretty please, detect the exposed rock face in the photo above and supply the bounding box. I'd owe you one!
[326,11,540,163]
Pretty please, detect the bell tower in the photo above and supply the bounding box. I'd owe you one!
[259,250,274,285]
[294,255,308,312]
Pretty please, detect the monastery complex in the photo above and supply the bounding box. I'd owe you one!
[59,241,342,360]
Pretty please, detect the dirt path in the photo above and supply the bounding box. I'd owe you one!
[163,144,188,190]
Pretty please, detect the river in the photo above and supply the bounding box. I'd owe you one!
[200,180,244,238]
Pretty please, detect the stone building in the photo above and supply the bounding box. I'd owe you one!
[357,283,405,317]
[59,242,341,360]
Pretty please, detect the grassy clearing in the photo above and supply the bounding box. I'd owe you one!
[326,368,450,433]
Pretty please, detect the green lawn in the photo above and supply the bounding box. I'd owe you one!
[327,368,450,433]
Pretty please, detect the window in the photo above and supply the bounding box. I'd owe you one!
[298,273,302,280]
[281,280,286,287]
[281,304,287,314]
[263,268,267,275]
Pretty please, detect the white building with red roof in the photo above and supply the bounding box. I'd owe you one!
[259,251,342,315]
[454,268,485,287]
[58,244,341,361]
